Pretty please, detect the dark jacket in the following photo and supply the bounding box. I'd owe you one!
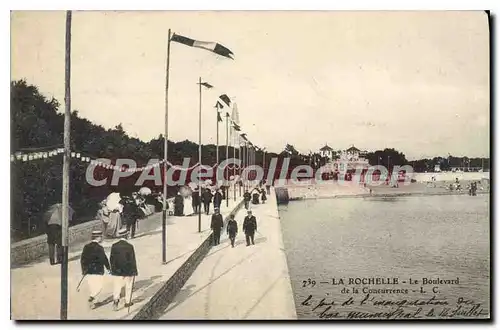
[211,214,224,231]
[243,215,257,233]
[202,190,213,204]
[227,219,238,235]
[80,241,110,275]
[110,240,138,276]
[192,192,201,206]
[213,192,223,206]
[243,192,251,201]
[261,190,267,200]
[174,195,184,208]
[121,200,141,225]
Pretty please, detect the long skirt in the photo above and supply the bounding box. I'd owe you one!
[106,211,122,238]
[46,224,62,245]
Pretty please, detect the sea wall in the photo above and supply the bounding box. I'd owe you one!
[132,199,245,320]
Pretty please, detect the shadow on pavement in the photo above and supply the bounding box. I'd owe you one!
[162,251,258,316]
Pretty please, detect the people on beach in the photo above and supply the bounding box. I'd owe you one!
[110,228,138,311]
[80,230,110,309]
[210,208,224,246]
[243,210,257,246]
[226,214,238,248]
[202,188,213,215]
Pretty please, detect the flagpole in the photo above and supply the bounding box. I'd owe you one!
[61,10,71,320]
[233,135,236,201]
[216,103,219,167]
[239,143,242,197]
[198,77,202,233]
[162,29,171,264]
[225,113,229,208]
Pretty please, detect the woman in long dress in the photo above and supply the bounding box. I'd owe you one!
[184,195,192,216]
[106,209,122,238]
[105,193,123,238]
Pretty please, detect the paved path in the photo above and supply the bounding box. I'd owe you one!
[160,188,297,320]
[11,197,241,320]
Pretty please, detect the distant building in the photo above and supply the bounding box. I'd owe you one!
[333,145,370,172]
[319,144,334,159]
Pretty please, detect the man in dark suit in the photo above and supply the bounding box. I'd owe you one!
[213,189,223,210]
[210,208,224,246]
[243,210,257,246]
[110,228,138,311]
[226,214,238,248]
[192,189,201,214]
[80,230,110,309]
[202,188,213,215]
[174,192,184,216]
[121,196,141,239]
[243,190,251,210]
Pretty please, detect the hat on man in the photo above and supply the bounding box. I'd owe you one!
[91,230,103,239]
[118,228,129,238]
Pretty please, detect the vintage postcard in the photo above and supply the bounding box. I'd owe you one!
[10,10,490,320]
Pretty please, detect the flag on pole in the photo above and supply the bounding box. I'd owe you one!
[200,82,213,89]
[219,94,231,107]
[170,33,234,59]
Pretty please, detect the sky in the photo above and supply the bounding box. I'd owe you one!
[10,11,489,159]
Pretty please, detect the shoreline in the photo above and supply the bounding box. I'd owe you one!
[289,190,489,201]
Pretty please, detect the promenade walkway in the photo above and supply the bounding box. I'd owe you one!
[11,197,241,320]
[160,188,297,320]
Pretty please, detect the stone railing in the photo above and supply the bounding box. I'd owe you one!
[11,219,103,266]
[11,204,161,266]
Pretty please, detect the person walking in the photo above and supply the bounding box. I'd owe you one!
[96,200,110,239]
[210,208,224,246]
[243,190,251,210]
[110,228,138,311]
[174,192,184,216]
[192,188,201,214]
[121,196,140,239]
[213,189,223,210]
[202,188,213,215]
[243,210,257,246]
[80,230,110,309]
[261,189,267,204]
[226,214,238,248]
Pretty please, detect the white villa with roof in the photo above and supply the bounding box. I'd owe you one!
[319,144,370,172]
[319,144,334,159]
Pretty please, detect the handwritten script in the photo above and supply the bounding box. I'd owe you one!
[301,294,489,319]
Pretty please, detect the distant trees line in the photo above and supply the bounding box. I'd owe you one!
[11,80,275,241]
[11,80,489,241]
